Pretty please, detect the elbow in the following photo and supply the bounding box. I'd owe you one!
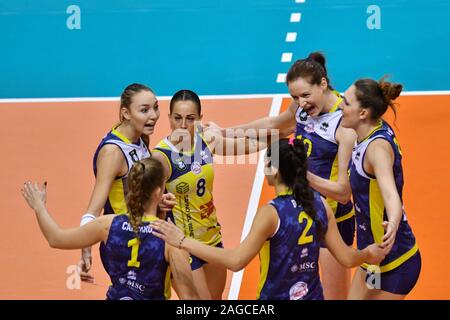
[230,257,245,272]
[47,236,63,249]
[48,239,59,249]
[342,259,353,269]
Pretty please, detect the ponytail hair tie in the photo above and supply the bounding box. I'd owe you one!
[288,137,295,146]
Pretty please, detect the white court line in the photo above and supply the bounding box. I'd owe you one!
[0,94,284,103]
[227,95,283,300]
[0,90,449,104]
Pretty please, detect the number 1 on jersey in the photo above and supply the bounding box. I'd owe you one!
[127,238,141,268]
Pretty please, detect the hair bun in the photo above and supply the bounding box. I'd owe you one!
[379,80,403,101]
[308,52,326,68]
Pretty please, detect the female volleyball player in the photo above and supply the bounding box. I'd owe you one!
[206,52,357,299]
[152,89,266,299]
[21,158,199,300]
[340,77,421,299]
[151,138,388,300]
[78,83,176,282]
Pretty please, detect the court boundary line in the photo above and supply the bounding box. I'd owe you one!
[1,90,450,103]
[227,95,283,300]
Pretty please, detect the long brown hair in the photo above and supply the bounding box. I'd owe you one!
[354,77,403,121]
[126,157,165,239]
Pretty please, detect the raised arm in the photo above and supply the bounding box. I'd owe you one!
[205,135,269,156]
[152,205,278,272]
[307,125,356,204]
[206,101,297,138]
[22,182,113,249]
[322,197,387,267]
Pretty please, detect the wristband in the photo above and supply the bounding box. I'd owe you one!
[80,213,96,226]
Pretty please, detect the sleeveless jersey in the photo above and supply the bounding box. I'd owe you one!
[93,126,151,215]
[258,191,328,300]
[349,120,418,273]
[100,214,171,300]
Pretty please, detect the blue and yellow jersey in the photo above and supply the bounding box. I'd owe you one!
[100,214,171,300]
[349,120,418,273]
[295,93,354,222]
[93,126,151,215]
[153,132,222,246]
[258,191,328,300]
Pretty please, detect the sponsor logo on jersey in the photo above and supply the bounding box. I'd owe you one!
[289,281,309,300]
[200,150,209,161]
[299,110,308,122]
[200,200,215,219]
[298,261,317,272]
[320,122,329,132]
[191,161,202,175]
[127,280,146,293]
[301,248,309,258]
[127,270,137,281]
[176,182,190,194]
[304,123,315,133]
[354,151,361,161]
[290,264,299,273]
[175,158,186,170]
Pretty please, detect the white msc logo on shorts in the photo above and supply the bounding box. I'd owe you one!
[289,281,309,300]
[191,161,202,175]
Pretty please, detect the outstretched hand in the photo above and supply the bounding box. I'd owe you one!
[21,181,47,211]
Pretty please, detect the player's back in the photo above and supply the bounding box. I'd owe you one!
[100,214,171,300]
[258,191,328,300]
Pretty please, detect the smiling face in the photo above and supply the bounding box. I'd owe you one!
[287,77,327,117]
[121,90,160,136]
[340,84,366,129]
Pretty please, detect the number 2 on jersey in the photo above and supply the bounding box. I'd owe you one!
[298,211,314,245]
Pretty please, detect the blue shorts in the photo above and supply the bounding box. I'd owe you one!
[363,251,421,295]
[190,242,223,271]
[321,214,355,248]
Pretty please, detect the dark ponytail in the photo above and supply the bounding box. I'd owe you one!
[286,51,333,90]
[269,139,324,239]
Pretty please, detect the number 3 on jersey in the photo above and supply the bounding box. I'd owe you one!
[298,211,314,245]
